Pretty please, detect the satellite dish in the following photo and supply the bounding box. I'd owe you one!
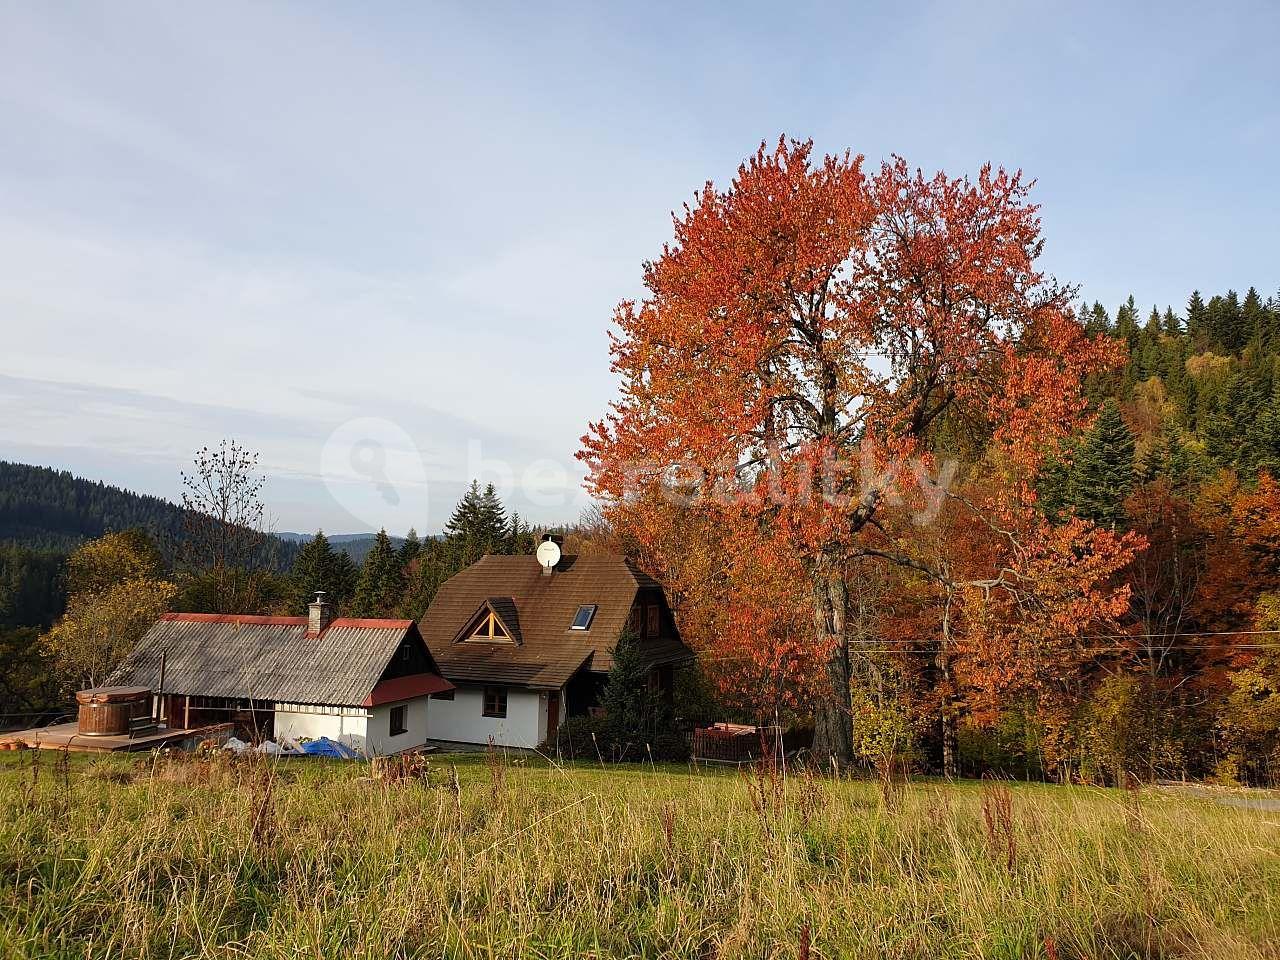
[536,538,562,570]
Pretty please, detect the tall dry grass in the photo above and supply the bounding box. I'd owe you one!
[2,749,1279,959]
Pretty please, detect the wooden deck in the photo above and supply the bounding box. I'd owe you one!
[0,722,233,753]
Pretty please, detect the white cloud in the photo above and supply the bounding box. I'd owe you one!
[2,0,1277,533]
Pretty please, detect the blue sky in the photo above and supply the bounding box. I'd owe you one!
[1,1,1277,534]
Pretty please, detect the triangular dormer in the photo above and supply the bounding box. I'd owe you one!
[453,597,522,645]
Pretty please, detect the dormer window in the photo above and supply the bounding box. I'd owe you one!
[570,604,597,631]
[469,610,511,642]
[454,598,520,646]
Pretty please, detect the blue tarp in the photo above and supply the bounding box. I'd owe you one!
[299,737,359,759]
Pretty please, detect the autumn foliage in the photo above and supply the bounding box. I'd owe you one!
[581,137,1134,763]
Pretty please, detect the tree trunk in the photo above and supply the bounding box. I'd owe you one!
[810,563,853,763]
[939,658,958,780]
[938,591,958,779]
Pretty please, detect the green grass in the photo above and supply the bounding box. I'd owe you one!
[2,750,1279,959]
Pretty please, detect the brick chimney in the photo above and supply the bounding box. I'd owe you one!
[307,591,334,637]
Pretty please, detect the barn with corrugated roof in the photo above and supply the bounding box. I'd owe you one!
[108,596,452,755]
[418,544,692,748]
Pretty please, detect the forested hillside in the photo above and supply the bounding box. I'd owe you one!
[0,461,299,568]
[0,459,305,717]
[1080,287,1280,479]
[0,461,187,555]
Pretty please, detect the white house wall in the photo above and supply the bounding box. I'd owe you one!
[365,698,429,756]
[424,685,549,748]
[274,699,429,756]
[274,704,368,753]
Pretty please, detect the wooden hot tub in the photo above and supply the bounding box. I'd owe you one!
[76,686,152,737]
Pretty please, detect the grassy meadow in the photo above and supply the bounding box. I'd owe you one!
[2,750,1279,960]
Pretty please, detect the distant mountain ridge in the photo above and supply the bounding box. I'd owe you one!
[0,460,297,568]
[277,531,411,564]
[277,532,413,545]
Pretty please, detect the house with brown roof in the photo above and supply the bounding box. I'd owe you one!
[418,544,692,748]
[107,595,453,756]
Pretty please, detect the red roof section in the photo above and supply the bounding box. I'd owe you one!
[331,618,415,629]
[161,613,306,625]
[362,672,454,706]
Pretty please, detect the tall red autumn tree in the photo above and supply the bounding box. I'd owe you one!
[580,138,1123,760]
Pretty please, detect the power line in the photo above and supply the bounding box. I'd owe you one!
[1024,628,1280,641]
[693,629,1280,661]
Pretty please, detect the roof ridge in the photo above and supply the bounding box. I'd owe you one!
[329,617,414,629]
[159,613,413,631]
[161,613,307,625]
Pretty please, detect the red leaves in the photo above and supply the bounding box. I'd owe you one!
[580,138,1118,521]
[579,136,1129,717]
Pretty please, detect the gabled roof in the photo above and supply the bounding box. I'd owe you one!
[419,554,691,689]
[108,614,448,707]
[453,597,522,644]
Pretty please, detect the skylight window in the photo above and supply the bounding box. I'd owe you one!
[570,604,597,631]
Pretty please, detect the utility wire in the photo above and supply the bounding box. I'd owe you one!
[694,630,1280,661]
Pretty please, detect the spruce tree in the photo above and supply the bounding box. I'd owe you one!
[1162,423,1200,491]
[1186,290,1207,348]
[349,529,404,618]
[398,528,422,567]
[1266,291,1280,351]
[1243,287,1267,347]
[1079,300,1107,336]
[601,628,662,745]
[443,481,484,541]
[1203,391,1239,470]
[1036,444,1075,520]
[1088,302,1110,336]
[1066,400,1136,529]
[1213,373,1268,472]
[1115,296,1139,343]
[1144,306,1162,336]
[330,550,358,605]
[507,511,535,555]
[289,531,347,613]
[1139,420,1197,489]
[397,539,455,619]
[477,484,508,549]
[443,480,510,564]
[1206,290,1244,353]
[1251,388,1280,478]
[1224,289,1244,352]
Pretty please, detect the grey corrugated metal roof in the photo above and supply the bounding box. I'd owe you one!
[107,614,420,706]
